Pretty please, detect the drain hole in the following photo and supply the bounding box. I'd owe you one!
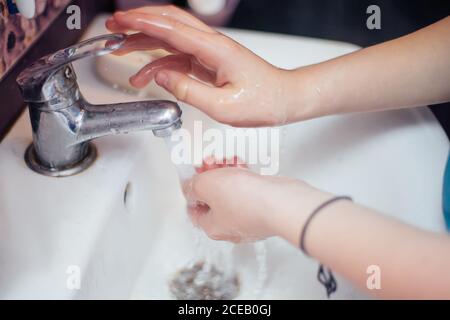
[169,261,240,300]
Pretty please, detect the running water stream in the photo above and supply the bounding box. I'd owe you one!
[163,135,268,299]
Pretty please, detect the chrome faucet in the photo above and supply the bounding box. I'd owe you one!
[17,34,182,177]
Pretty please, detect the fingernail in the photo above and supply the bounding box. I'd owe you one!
[129,75,145,89]
[155,71,169,87]
[114,11,126,18]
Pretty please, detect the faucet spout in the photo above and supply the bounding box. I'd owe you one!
[78,99,182,142]
[23,94,182,177]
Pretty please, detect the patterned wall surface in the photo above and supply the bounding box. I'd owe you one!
[0,0,70,80]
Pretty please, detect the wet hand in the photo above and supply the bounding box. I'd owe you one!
[183,158,331,243]
[106,5,292,127]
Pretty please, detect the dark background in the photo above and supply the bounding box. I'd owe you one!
[229,0,450,47]
[1,0,449,139]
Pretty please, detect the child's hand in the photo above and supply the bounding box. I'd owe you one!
[105,5,292,127]
[184,162,331,243]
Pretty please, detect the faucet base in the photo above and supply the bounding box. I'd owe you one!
[24,143,97,177]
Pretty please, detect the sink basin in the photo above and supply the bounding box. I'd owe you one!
[0,15,448,299]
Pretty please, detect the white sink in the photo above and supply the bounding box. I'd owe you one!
[0,15,448,299]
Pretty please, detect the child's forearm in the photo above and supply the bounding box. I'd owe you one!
[279,194,450,299]
[285,16,450,122]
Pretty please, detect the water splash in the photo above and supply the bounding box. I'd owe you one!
[164,136,196,182]
[163,133,268,299]
[253,241,267,298]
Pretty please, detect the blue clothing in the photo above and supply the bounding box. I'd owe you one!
[444,152,450,231]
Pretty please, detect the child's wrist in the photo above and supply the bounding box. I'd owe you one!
[266,180,333,246]
[282,67,324,123]
[287,189,332,247]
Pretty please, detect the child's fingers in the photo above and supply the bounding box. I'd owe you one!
[154,70,226,118]
[195,156,248,173]
[130,54,216,88]
[108,33,180,56]
[192,210,224,240]
[127,5,216,33]
[193,210,242,243]
[105,16,127,32]
[130,55,190,88]
[106,5,215,34]
[112,12,226,69]
[187,202,209,224]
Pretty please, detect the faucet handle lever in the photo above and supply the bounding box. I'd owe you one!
[17,33,126,102]
[45,33,126,70]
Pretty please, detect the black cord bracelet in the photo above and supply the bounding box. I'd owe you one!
[299,195,353,298]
